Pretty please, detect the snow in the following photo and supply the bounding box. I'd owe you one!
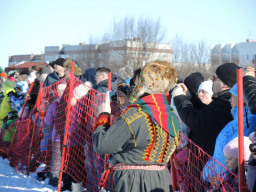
[0,157,57,192]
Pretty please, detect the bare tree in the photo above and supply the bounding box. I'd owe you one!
[171,35,213,80]
[76,36,102,70]
[101,16,171,69]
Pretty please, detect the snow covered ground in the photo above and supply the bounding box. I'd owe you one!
[0,157,57,192]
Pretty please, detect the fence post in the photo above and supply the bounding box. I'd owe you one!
[237,68,245,192]
[8,82,35,158]
[27,82,43,175]
[170,155,177,191]
[57,61,75,192]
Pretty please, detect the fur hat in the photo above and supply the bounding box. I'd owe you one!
[223,136,252,161]
[64,59,83,76]
[129,61,177,103]
[198,80,213,96]
[216,63,240,88]
[184,74,202,95]
[117,66,134,81]
[55,58,65,67]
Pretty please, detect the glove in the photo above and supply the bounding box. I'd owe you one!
[99,91,111,114]
[172,84,185,97]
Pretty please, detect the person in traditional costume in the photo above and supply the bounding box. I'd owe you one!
[93,61,180,192]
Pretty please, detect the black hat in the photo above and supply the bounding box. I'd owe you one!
[49,61,55,69]
[55,58,65,67]
[216,63,240,88]
[20,69,30,76]
[190,72,204,82]
[184,74,202,95]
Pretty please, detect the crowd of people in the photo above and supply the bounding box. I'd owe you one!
[0,59,255,192]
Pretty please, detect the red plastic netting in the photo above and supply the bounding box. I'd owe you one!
[171,132,250,192]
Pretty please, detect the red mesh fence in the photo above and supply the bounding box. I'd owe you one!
[8,119,33,171]
[171,132,250,192]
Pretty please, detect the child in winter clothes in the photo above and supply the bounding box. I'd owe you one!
[8,81,29,115]
[210,137,251,191]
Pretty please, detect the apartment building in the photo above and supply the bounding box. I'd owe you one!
[211,39,256,67]
[9,39,173,69]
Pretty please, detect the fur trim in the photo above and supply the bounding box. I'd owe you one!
[129,61,177,103]
[64,58,83,76]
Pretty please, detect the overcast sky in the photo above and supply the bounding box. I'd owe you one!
[0,0,255,69]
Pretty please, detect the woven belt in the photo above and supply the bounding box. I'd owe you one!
[112,163,166,171]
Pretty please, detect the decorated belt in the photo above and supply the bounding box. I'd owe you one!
[112,163,166,171]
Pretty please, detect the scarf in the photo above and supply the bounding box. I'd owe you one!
[129,94,179,137]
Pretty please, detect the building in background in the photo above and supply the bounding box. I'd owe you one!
[5,61,45,73]
[211,39,256,67]
[8,39,172,71]
[8,54,43,66]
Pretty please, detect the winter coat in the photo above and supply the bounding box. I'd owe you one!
[243,75,256,114]
[43,72,65,87]
[0,88,14,123]
[174,90,233,156]
[94,79,117,94]
[246,155,256,192]
[93,94,179,192]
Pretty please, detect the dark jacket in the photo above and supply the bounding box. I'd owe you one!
[43,72,65,87]
[174,90,233,156]
[94,79,117,94]
[243,75,256,114]
[84,68,96,87]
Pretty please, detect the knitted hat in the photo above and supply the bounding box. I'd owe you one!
[117,66,134,81]
[55,58,65,67]
[229,83,237,96]
[15,81,29,94]
[184,74,202,95]
[0,72,7,79]
[9,76,15,82]
[223,136,252,161]
[216,63,240,88]
[129,61,177,103]
[198,80,213,96]
[190,72,204,82]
